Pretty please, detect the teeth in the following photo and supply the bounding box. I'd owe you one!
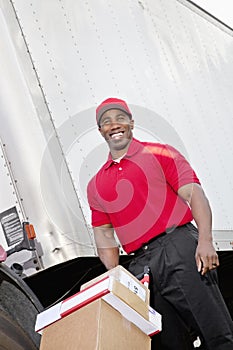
[111,132,123,138]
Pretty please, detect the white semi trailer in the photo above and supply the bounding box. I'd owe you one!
[0,0,233,348]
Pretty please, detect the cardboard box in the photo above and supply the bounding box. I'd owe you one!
[35,276,162,336]
[81,265,150,304]
[39,299,151,350]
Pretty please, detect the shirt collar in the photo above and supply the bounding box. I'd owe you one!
[103,138,142,170]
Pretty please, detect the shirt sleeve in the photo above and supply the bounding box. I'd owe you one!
[87,177,111,227]
[158,144,201,192]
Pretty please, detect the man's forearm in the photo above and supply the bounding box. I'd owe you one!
[178,183,219,274]
[189,184,212,241]
[178,183,212,239]
[94,225,119,270]
[97,247,119,270]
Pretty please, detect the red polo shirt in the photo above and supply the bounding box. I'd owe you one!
[87,138,200,253]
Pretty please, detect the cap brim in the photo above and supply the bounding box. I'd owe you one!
[97,104,131,125]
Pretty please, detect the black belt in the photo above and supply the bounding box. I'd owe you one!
[131,223,191,255]
[132,231,167,255]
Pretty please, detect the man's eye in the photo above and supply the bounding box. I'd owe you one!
[117,116,127,122]
[102,120,111,125]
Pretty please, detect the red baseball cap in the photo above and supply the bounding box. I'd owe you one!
[96,98,132,126]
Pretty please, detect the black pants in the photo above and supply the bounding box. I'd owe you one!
[128,223,233,350]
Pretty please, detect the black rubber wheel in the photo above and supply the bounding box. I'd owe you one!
[0,309,37,350]
[0,273,41,349]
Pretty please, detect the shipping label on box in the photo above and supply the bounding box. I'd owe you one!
[117,268,146,302]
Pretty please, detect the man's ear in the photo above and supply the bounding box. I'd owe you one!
[130,119,134,129]
[98,126,103,136]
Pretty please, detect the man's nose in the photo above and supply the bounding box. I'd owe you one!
[110,120,121,126]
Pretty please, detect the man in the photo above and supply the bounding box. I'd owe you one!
[87,97,233,349]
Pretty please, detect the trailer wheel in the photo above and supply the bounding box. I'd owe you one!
[0,309,37,350]
[0,266,42,349]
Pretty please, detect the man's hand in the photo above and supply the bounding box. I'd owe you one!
[196,240,219,275]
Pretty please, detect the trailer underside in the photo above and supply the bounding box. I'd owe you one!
[24,252,233,319]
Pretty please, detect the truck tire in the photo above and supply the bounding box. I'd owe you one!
[0,308,37,350]
[0,265,42,349]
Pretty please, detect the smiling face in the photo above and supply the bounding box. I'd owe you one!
[99,109,134,158]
